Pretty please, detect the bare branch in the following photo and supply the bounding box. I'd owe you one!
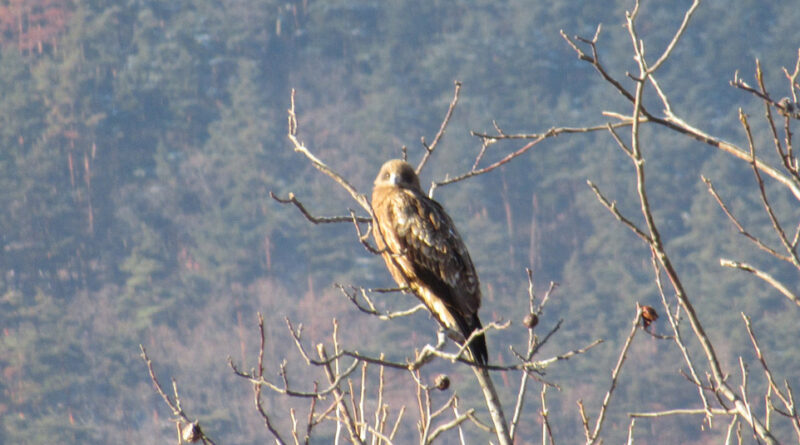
[720,259,800,307]
[417,81,462,174]
[437,123,628,188]
[666,111,800,201]
[587,180,652,243]
[533,339,604,370]
[577,400,591,441]
[426,408,475,444]
[508,369,530,443]
[560,25,638,105]
[742,313,800,441]
[754,61,798,178]
[270,192,370,224]
[335,284,426,320]
[316,343,365,445]
[566,25,800,202]
[650,253,714,423]
[252,313,289,444]
[702,177,791,261]
[647,0,701,72]
[540,386,555,445]
[784,48,800,103]
[740,110,800,269]
[626,418,636,445]
[636,3,778,440]
[586,305,641,444]
[470,365,512,445]
[630,408,735,418]
[140,345,218,445]
[287,90,371,213]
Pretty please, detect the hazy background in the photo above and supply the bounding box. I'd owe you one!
[1,0,798,443]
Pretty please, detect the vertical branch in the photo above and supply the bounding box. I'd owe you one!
[587,306,641,444]
[316,344,365,445]
[254,313,288,445]
[453,398,467,445]
[359,361,367,441]
[419,378,433,444]
[304,383,319,445]
[786,49,800,103]
[622,3,778,441]
[510,271,559,442]
[372,356,386,445]
[509,369,530,442]
[540,386,555,445]
[472,363,512,445]
[509,269,538,442]
[626,418,636,445]
[414,370,427,441]
[754,60,791,173]
[650,253,713,423]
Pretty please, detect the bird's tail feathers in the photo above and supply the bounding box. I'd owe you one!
[457,314,488,366]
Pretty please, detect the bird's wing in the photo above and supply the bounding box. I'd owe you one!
[377,188,481,318]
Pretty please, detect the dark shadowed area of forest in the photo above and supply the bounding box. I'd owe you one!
[2,0,799,443]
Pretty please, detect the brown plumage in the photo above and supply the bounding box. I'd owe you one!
[371,159,487,365]
[641,305,658,329]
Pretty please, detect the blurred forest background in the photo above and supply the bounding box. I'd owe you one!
[1,0,799,443]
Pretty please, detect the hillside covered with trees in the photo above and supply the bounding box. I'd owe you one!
[1,0,799,443]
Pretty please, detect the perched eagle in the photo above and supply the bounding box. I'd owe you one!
[371,159,488,365]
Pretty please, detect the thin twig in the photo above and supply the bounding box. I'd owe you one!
[317,343,365,445]
[587,180,651,243]
[742,313,800,440]
[720,259,800,307]
[426,408,475,444]
[271,192,371,224]
[437,123,629,188]
[587,306,641,444]
[701,177,790,261]
[286,90,371,213]
[647,0,701,72]
[417,81,462,174]
[541,386,555,445]
[630,407,735,418]
[650,252,713,423]
[626,418,636,445]
[740,110,800,270]
[140,345,219,445]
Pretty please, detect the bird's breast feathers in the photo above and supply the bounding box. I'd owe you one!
[377,188,477,294]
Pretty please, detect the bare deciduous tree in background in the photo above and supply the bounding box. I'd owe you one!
[143,1,800,443]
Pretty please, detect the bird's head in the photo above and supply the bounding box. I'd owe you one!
[374,159,422,191]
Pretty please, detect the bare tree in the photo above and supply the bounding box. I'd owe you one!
[142,1,800,443]
[556,0,800,442]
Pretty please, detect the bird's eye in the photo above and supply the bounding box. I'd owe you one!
[383,172,390,180]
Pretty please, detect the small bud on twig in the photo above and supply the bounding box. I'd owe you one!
[181,421,202,443]
[523,313,539,329]
[434,374,450,391]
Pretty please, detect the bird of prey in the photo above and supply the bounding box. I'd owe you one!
[371,159,488,365]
